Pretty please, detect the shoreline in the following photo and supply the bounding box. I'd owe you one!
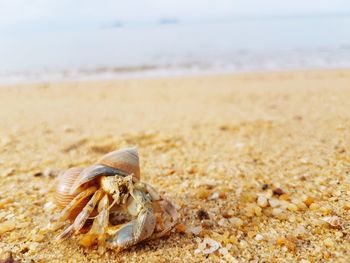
[1,67,350,87]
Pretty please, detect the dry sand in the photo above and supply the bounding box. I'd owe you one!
[0,69,350,262]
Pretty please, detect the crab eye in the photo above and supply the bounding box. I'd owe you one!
[119,185,128,195]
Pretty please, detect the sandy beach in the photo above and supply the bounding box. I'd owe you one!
[0,69,350,262]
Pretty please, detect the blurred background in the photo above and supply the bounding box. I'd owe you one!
[0,0,350,84]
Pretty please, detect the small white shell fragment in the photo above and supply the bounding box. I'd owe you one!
[194,237,221,254]
[202,238,220,254]
[44,201,56,211]
[321,216,341,228]
[208,192,219,200]
[255,234,264,241]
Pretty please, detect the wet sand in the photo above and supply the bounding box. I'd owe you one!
[0,69,350,262]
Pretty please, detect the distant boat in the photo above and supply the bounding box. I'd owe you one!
[100,21,123,29]
[111,21,123,28]
[158,18,179,25]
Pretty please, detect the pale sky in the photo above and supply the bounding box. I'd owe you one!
[0,0,349,28]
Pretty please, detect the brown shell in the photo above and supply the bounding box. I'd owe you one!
[55,167,90,219]
[98,147,140,180]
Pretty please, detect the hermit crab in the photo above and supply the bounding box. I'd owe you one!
[51,147,179,252]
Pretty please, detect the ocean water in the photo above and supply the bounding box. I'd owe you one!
[1,15,350,83]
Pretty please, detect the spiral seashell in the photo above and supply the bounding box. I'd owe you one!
[55,167,90,219]
[55,167,83,207]
[98,147,140,181]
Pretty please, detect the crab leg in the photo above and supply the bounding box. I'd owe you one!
[91,195,110,235]
[148,199,179,240]
[106,189,156,251]
[85,195,110,243]
[52,186,97,223]
[56,189,104,240]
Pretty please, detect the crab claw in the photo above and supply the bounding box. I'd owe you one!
[106,208,155,250]
[106,190,156,251]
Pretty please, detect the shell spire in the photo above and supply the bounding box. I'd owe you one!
[98,147,140,181]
